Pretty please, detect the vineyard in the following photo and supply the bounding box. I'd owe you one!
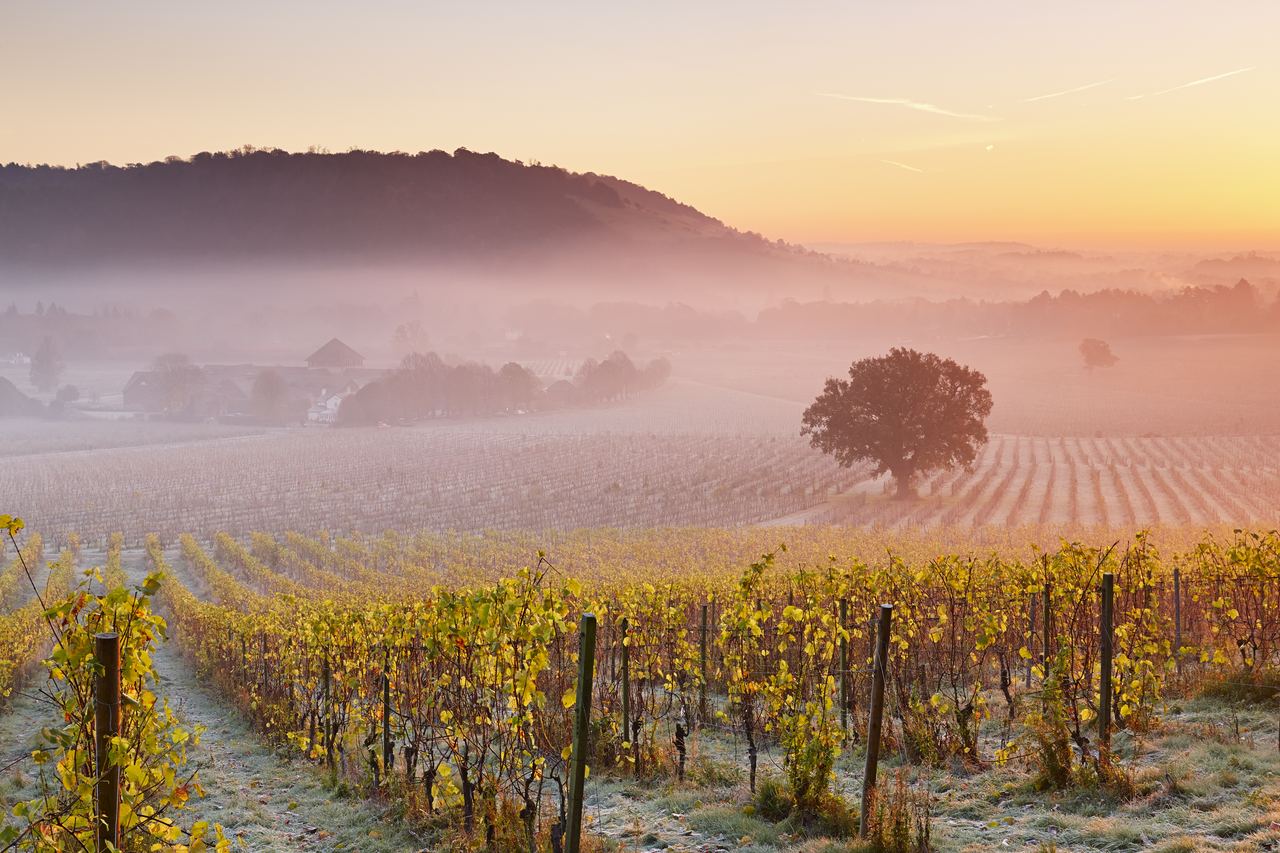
[4,429,862,541]
[9,525,1280,850]
[6,425,1280,542]
[809,433,1280,529]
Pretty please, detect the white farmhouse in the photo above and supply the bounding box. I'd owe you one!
[307,379,362,424]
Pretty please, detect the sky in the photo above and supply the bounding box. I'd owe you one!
[3,2,1277,249]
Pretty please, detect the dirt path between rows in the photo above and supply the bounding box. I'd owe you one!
[121,550,426,851]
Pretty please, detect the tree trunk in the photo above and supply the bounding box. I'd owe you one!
[892,469,918,500]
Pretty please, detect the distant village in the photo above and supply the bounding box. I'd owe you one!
[114,339,672,426]
[122,338,376,424]
[0,302,673,425]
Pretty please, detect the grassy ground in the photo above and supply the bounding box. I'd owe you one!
[131,548,428,852]
[0,675,57,823]
[2,548,424,852]
[580,695,1280,853]
[145,623,427,852]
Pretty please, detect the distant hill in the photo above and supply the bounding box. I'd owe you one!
[0,148,941,299]
[1187,253,1280,285]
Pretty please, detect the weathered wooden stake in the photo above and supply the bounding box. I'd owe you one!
[839,598,849,734]
[1042,581,1053,675]
[382,649,393,774]
[323,654,335,775]
[566,613,597,853]
[95,632,121,852]
[859,604,892,839]
[699,604,708,726]
[620,617,632,775]
[1099,573,1114,748]
[1173,566,1182,675]
[1026,592,1037,688]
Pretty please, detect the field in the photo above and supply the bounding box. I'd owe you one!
[7,526,1280,853]
[9,334,1280,542]
[807,433,1280,529]
[6,375,1280,543]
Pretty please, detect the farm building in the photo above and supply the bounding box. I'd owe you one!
[122,371,164,411]
[306,338,365,369]
[123,369,252,418]
[544,379,579,408]
[122,362,379,421]
[307,379,363,424]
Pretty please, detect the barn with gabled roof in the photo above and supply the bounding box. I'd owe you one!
[306,338,364,369]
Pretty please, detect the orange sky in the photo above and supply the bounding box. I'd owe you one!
[3,2,1276,249]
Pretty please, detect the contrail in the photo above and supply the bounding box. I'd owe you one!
[1022,78,1115,102]
[880,159,924,173]
[818,92,997,121]
[1126,67,1253,100]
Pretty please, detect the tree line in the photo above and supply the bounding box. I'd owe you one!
[757,279,1273,340]
[336,350,670,425]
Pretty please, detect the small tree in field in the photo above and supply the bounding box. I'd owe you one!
[801,348,992,499]
[1079,338,1118,370]
[29,336,64,393]
[152,352,205,415]
[250,368,291,423]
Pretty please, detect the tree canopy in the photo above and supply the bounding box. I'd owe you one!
[151,353,206,415]
[336,350,670,426]
[801,348,992,499]
[1079,338,1119,370]
[29,336,63,393]
[249,368,294,423]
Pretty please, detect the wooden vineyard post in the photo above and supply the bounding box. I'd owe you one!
[699,604,708,726]
[712,601,722,673]
[1099,573,1114,749]
[94,632,121,852]
[1026,592,1037,688]
[839,598,849,735]
[620,617,633,775]
[859,604,892,839]
[323,654,335,776]
[1173,566,1182,676]
[1042,581,1053,676]
[566,614,597,853]
[382,648,393,776]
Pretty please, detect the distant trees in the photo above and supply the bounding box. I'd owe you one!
[337,354,532,425]
[391,320,431,358]
[1079,338,1118,370]
[29,336,64,392]
[576,351,636,402]
[48,385,80,417]
[575,351,671,402]
[337,350,672,426]
[801,348,992,499]
[249,368,292,423]
[498,361,541,412]
[151,353,205,415]
[758,278,1276,342]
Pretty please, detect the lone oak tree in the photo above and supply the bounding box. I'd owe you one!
[801,348,993,500]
